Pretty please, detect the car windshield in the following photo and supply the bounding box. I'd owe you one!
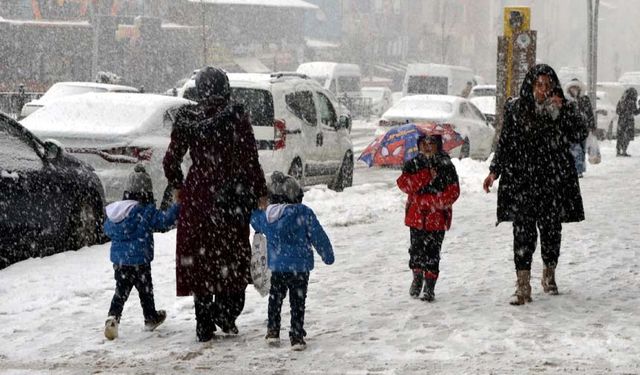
[470,88,496,97]
[407,76,447,95]
[338,77,361,92]
[362,89,384,101]
[0,119,42,171]
[40,85,108,100]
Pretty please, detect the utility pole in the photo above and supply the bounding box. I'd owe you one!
[201,0,207,66]
[586,0,599,110]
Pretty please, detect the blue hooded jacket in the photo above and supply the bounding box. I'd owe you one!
[250,204,334,272]
[104,200,180,265]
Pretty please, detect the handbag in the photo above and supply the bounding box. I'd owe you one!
[250,232,271,297]
[586,132,601,164]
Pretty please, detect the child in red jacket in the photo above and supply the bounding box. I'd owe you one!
[397,134,460,301]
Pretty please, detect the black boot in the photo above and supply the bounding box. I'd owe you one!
[409,269,423,298]
[420,271,438,302]
[195,296,216,342]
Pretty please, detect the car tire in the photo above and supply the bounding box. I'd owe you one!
[329,152,354,192]
[288,158,304,186]
[67,196,102,250]
[459,137,470,159]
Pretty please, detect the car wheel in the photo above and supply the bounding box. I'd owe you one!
[288,158,304,186]
[67,196,101,250]
[459,137,470,159]
[329,152,354,192]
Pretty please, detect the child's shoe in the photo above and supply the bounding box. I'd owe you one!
[265,329,280,344]
[409,269,423,298]
[104,316,119,340]
[290,336,306,351]
[144,310,167,331]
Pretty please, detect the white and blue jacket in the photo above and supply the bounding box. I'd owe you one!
[104,200,180,266]
[250,204,334,273]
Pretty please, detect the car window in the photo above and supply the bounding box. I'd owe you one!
[317,92,337,128]
[468,103,487,121]
[231,88,274,127]
[0,120,42,172]
[407,76,448,95]
[337,77,361,92]
[285,90,317,125]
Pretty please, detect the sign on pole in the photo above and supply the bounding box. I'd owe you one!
[494,7,536,149]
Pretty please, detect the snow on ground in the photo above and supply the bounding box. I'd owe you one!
[1,122,639,374]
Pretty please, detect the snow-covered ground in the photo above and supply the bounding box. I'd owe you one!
[1,122,639,374]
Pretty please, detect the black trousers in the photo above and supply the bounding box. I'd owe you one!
[513,217,562,271]
[408,228,445,274]
[108,264,158,322]
[194,292,245,337]
[268,272,309,339]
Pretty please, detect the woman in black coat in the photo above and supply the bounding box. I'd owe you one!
[615,87,640,157]
[483,64,586,305]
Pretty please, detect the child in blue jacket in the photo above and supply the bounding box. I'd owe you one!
[250,171,334,351]
[103,164,180,340]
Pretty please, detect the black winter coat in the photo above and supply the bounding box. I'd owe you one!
[616,88,640,141]
[490,64,586,224]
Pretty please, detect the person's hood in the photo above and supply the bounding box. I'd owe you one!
[265,204,292,223]
[563,79,586,98]
[519,64,562,107]
[105,200,139,223]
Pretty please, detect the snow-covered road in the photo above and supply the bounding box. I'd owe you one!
[1,123,639,374]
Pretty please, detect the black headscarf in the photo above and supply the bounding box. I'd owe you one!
[518,64,563,113]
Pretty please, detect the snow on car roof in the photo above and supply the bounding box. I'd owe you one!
[187,0,318,9]
[47,81,139,91]
[383,95,457,119]
[21,93,192,138]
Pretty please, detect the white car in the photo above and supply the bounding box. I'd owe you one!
[468,84,496,98]
[362,87,392,117]
[377,95,495,160]
[594,91,618,139]
[19,82,139,119]
[469,95,496,126]
[174,73,354,190]
[21,93,192,203]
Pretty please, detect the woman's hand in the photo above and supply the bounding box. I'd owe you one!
[483,173,496,193]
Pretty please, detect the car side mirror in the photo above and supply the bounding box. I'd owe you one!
[43,139,64,160]
[338,114,351,132]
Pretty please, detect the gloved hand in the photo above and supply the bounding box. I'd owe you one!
[402,153,430,174]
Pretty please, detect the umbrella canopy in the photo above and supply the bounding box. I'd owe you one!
[358,123,464,167]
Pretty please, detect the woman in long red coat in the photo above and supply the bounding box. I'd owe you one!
[163,67,268,342]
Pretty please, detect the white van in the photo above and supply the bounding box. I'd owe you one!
[402,63,475,97]
[296,62,362,98]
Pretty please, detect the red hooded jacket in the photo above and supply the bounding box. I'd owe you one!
[396,154,460,231]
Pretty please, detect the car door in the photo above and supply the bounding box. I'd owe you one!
[0,119,65,258]
[459,102,492,158]
[284,85,323,177]
[315,89,344,177]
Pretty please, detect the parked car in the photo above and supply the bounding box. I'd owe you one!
[469,95,496,126]
[21,93,192,203]
[468,84,496,98]
[19,82,139,120]
[1,113,105,268]
[377,95,495,160]
[362,87,393,117]
[172,72,353,190]
[403,63,475,97]
[594,91,618,140]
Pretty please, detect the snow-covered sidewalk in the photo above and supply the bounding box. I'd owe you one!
[1,137,639,374]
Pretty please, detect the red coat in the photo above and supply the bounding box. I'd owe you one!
[397,166,460,231]
[163,104,268,296]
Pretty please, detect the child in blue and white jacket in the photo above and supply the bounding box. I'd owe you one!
[103,164,180,340]
[250,171,334,351]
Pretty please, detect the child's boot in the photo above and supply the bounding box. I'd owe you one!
[104,315,119,340]
[265,329,280,345]
[290,336,307,351]
[409,269,423,298]
[144,310,166,331]
[420,271,438,302]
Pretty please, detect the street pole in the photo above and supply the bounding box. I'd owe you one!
[592,0,599,110]
[201,0,207,66]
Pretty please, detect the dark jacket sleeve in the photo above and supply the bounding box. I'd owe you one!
[234,107,268,199]
[580,97,596,132]
[490,99,516,178]
[163,109,192,189]
[563,101,588,144]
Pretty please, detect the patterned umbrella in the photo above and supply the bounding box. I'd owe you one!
[358,123,464,167]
